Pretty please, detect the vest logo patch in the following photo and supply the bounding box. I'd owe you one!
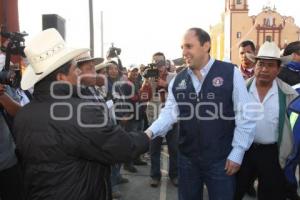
[176,79,187,90]
[212,77,224,87]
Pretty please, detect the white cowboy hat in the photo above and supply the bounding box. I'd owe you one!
[246,41,292,65]
[95,62,109,71]
[95,63,108,71]
[95,59,119,72]
[75,52,104,66]
[21,28,89,90]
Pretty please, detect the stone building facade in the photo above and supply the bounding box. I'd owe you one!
[210,0,300,65]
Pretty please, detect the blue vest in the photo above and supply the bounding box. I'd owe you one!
[172,60,235,160]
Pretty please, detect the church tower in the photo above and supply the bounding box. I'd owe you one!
[224,0,251,61]
[210,0,300,65]
[225,0,248,12]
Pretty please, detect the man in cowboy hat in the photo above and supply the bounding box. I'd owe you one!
[94,62,109,98]
[235,41,298,200]
[75,51,104,87]
[13,28,150,200]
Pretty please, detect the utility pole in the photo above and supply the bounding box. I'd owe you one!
[89,0,94,56]
[100,11,104,58]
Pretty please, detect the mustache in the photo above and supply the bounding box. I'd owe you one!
[258,73,270,77]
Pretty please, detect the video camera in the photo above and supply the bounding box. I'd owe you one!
[142,60,166,79]
[107,44,121,58]
[0,26,28,88]
[1,31,27,57]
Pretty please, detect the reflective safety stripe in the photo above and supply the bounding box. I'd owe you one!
[290,112,299,130]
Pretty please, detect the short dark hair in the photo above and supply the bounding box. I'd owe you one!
[188,28,211,45]
[152,52,165,61]
[283,41,300,56]
[188,27,211,53]
[35,60,73,87]
[239,40,255,52]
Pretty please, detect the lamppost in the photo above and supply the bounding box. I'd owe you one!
[89,0,94,56]
[100,11,104,58]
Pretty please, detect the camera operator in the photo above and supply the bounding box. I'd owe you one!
[0,29,30,200]
[106,45,126,81]
[0,65,23,200]
[0,28,31,104]
[142,52,178,187]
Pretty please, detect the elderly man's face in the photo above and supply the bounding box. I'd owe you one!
[254,59,280,85]
[78,61,97,86]
[58,60,81,85]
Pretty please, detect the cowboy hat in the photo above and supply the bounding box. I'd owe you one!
[246,41,292,65]
[75,52,104,66]
[95,62,110,71]
[95,59,120,71]
[21,28,89,90]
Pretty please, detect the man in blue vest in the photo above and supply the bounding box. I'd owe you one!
[144,27,257,200]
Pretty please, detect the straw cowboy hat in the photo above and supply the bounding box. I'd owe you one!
[95,62,109,71]
[75,52,104,66]
[246,41,292,64]
[94,59,119,71]
[21,28,89,90]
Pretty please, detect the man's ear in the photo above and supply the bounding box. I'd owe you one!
[203,42,211,53]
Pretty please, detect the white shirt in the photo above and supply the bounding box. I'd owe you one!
[249,79,279,144]
[147,58,258,165]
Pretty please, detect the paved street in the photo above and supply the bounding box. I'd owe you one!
[118,146,256,200]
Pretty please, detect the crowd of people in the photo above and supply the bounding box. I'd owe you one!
[0,26,300,200]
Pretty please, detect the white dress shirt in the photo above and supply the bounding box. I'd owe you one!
[147,58,258,165]
[249,79,279,144]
